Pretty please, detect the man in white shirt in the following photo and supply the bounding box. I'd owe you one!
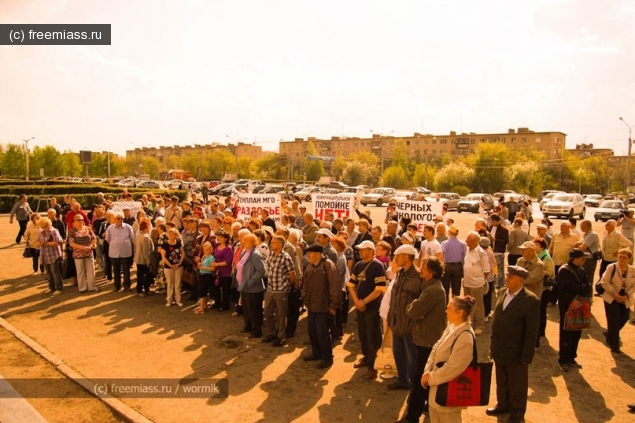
[418,224,443,266]
[463,231,490,334]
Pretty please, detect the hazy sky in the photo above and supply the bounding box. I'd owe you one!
[1,0,634,157]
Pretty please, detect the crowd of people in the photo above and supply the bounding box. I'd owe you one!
[9,190,635,422]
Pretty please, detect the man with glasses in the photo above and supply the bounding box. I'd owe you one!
[105,212,135,292]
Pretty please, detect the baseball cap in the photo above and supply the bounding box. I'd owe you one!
[355,240,376,250]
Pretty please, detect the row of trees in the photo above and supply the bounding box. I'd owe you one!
[323,141,620,196]
[0,141,624,195]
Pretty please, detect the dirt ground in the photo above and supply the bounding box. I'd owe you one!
[0,209,634,423]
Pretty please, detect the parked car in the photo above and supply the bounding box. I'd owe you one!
[538,189,564,202]
[209,183,234,195]
[542,193,586,219]
[295,183,313,191]
[428,192,461,211]
[260,185,285,194]
[356,185,372,194]
[539,191,565,211]
[219,184,237,196]
[594,200,627,222]
[251,184,267,193]
[322,188,342,195]
[296,186,324,201]
[329,181,348,190]
[361,187,397,206]
[409,186,432,195]
[584,194,604,207]
[136,180,162,189]
[457,193,494,213]
[497,193,530,207]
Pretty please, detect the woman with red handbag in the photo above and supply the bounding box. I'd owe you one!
[420,296,476,423]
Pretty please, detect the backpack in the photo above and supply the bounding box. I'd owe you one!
[595,264,616,296]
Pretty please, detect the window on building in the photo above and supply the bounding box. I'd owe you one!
[522,138,526,143]
[535,137,541,143]
[432,139,436,145]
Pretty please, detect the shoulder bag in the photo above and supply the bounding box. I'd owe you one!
[595,264,616,296]
[435,331,493,407]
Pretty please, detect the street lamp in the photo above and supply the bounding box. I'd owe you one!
[619,117,634,192]
[370,129,394,175]
[22,137,35,181]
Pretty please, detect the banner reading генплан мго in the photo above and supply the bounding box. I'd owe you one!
[236,194,282,222]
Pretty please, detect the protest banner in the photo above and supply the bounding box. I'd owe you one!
[236,194,282,222]
[312,193,355,221]
[111,201,144,215]
[395,200,443,234]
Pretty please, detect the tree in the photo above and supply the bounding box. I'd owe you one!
[504,162,544,196]
[464,144,509,193]
[254,153,288,180]
[412,163,436,191]
[60,151,82,177]
[1,143,26,178]
[330,155,348,180]
[341,161,377,186]
[391,139,409,169]
[304,142,325,181]
[434,162,475,191]
[382,166,409,189]
[581,156,608,194]
[30,145,62,178]
[204,150,236,180]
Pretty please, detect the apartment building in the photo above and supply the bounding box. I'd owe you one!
[127,142,262,163]
[279,128,566,165]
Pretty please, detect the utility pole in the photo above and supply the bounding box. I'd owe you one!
[22,137,35,181]
[619,117,634,193]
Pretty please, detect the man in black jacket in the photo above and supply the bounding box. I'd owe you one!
[487,265,540,423]
[557,248,593,372]
[489,214,509,288]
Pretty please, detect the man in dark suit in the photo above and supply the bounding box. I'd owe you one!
[487,265,540,423]
[489,214,509,288]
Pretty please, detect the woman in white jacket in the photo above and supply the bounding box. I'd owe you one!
[421,296,476,423]
[24,213,43,275]
[600,248,635,354]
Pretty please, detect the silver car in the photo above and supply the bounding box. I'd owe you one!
[361,187,397,206]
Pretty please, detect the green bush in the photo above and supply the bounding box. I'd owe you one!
[452,185,471,196]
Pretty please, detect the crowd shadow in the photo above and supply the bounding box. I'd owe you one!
[610,351,635,389]
[562,369,615,423]
[528,338,558,405]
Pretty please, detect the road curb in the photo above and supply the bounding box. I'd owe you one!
[0,317,153,423]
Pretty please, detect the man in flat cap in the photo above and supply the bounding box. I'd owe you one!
[487,265,540,423]
[302,244,341,369]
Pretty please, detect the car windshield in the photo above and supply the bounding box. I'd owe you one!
[552,194,575,202]
[543,193,556,200]
[600,201,623,209]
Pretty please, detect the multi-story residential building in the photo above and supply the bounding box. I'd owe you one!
[126,142,262,164]
[279,127,566,167]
